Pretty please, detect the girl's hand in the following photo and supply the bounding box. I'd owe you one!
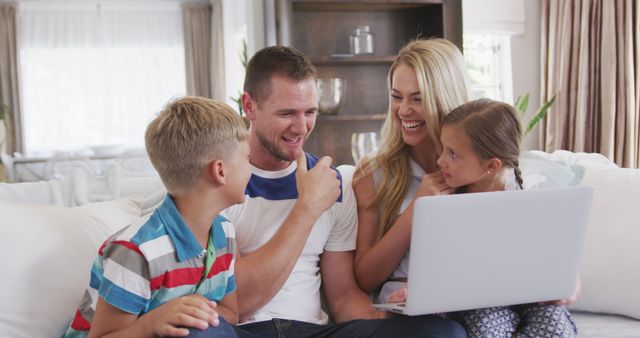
[387,287,408,303]
[415,172,455,198]
[544,277,582,306]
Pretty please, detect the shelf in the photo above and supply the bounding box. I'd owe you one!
[317,113,387,121]
[293,1,442,11]
[311,55,395,66]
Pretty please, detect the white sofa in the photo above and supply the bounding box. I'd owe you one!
[0,151,639,337]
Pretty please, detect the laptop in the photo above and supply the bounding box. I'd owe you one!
[373,186,593,315]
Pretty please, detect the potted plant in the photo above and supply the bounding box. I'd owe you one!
[515,93,557,135]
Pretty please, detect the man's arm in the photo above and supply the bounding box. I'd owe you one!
[320,250,385,322]
[235,153,341,321]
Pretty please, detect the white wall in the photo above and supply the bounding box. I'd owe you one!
[221,0,265,108]
[511,0,542,150]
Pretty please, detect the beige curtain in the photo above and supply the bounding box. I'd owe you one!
[182,0,225,100]
[0,2,22,153]
[540,0,640,168]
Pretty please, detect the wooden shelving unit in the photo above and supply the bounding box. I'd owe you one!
[277,0,462,165]
[311,55,396,66]
[317,113,387,121]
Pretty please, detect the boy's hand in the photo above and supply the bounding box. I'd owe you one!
[147,294,219,337]
[295,152,340,217]
[415,172,454,198]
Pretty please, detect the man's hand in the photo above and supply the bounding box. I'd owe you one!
[146,294,220,337]
[415,172,454,199]
[295,152,340,217]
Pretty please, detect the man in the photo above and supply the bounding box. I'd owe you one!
[223,46,466,337]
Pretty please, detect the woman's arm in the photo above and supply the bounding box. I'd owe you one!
[353,166,454,293]
[353,164,414,293]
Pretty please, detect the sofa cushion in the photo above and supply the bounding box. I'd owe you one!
[519,151,580,188]
[0,197,142,338]
[572,311,640,338]
[569,167,640,320]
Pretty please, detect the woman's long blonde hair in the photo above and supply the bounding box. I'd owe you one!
[356,38,470,240]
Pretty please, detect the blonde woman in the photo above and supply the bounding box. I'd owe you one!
[353,38,470,303]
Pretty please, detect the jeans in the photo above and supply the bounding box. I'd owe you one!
[170,316,239,338]
[235,315,467,338]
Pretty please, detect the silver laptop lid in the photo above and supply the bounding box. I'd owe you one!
[405,186,593,315]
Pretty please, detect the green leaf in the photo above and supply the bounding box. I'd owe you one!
[230,92,244,117]
[514,93,530,114]
[526,94,557,134]
[240,39,248,69]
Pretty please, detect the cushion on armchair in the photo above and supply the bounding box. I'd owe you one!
[0,197,142,338]
[569,166,640,320]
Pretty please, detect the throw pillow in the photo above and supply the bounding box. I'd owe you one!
[0,197,142,338]
[568,167,640,319]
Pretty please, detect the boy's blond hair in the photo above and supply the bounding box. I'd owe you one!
[145,96,248,195]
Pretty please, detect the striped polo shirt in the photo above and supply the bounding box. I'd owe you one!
[64,195,236,337]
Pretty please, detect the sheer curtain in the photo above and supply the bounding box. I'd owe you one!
[0,2,22,154]
[182,0,225,100]
[19,1,187,154]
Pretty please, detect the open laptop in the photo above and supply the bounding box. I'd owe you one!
[373,186,593,315]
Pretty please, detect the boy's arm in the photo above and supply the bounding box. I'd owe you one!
[88,295,219,338]
[235,154,340,320]
[216,291,239,325]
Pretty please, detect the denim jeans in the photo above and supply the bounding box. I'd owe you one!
[170,316,239,338]
[234,315,467,338]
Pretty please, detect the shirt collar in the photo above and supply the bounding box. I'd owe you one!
[409,157,427,179]
[157,194,205,262]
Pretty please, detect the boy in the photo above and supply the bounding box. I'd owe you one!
[64,97,250,337]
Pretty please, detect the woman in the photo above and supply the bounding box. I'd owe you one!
[353,38,470,302]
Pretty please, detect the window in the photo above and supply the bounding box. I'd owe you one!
[19,2,186,154]
[464,34,513,103]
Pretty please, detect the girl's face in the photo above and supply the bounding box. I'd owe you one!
[437,124,490,190]
[390,64,430,147]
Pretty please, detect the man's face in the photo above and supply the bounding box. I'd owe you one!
[249,76,318,166]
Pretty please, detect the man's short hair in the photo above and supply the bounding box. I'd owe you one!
[243,46,317,102]
[145,96,248,195]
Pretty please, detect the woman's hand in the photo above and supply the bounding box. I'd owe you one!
[415,172,454,199]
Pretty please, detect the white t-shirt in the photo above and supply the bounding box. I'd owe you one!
[223,153,357,325]
[371,158,424,303]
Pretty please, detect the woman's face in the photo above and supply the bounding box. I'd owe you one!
[390,64,430,147]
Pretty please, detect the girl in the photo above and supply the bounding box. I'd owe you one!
[437,98,578,338]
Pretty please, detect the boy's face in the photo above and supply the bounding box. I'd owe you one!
[225,140,252,205]
[437,124,489,189]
